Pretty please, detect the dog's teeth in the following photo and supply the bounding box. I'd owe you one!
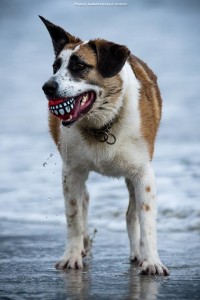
[59,109,65,115]
[56,105,58,109]
[64,102,67,107]
[59,104,62,108]
[54,110,58,115]
[66,106,71,113]
[70,104,74,109]
[81,94,88,106]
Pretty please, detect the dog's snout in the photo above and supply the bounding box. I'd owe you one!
[42,80,58,97]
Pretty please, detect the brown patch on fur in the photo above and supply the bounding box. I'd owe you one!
[145,186,151,193]
[128,55,162,159]
[141,203,151,211]
[69,199,77,206]
[77,44,97,66]
[62,176,69,192]
[63,186,69,193]
[85,193,89,203]
[63,41,82,51]
[67,210,78,219]
[62,175,67,184]
[48,113,61,151]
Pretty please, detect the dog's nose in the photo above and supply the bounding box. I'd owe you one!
[42,80,58,97]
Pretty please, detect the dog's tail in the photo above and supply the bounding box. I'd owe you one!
[48,113,61,151]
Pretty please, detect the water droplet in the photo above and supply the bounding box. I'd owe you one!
[43,162,47,167]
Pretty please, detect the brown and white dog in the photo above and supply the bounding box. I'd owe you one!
[40,16,169,276]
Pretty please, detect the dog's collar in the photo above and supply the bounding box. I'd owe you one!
[85,119,117,145]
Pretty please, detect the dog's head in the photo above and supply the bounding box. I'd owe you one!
[40,16,130,127]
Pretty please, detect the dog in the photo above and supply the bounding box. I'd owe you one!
[40,16,169,276]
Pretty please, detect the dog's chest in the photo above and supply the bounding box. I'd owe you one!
[62,128,148,177]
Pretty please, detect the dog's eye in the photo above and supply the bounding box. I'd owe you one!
[75,63,86,70]
[68,55,92,75]
[52,58,61,74]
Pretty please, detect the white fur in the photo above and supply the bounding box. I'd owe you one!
[54,48,100,99]
[54,51,169,275]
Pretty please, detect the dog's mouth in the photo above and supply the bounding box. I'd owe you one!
[48,91,96,126]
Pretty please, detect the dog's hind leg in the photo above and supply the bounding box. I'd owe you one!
[132,163,169,276]
[82,189,91,255]
[55,166,89,270]
[125,178,141,262]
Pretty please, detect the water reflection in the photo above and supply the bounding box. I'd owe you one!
[61,262,160,300]
[62,266,90,300]
[128,265,159,300]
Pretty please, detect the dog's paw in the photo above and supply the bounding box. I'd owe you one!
[130,254,141,263]
[139,259,169,276]
[55,249,85,270]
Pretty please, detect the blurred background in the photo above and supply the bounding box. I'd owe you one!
[0,0,200,240]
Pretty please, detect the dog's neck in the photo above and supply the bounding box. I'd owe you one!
[75,61,138,144]
[82,113,120,145]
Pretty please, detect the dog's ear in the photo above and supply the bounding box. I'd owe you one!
[39,16,81,56]
[88,39,130,78]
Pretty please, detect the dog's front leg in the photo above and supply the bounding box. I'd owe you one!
[55,166,89,270]
[132,163,169,276]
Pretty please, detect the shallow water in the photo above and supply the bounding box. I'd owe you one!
[0,0,199,234]
[0,0,200,299]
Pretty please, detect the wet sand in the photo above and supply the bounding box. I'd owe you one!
[0,220,199,300]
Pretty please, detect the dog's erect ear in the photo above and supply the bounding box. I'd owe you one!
[39,16,81,56]
[88,39,130,78]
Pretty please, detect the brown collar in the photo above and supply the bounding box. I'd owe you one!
[85,119,117,145]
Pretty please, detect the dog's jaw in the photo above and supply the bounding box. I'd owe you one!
[48,90,96,126]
